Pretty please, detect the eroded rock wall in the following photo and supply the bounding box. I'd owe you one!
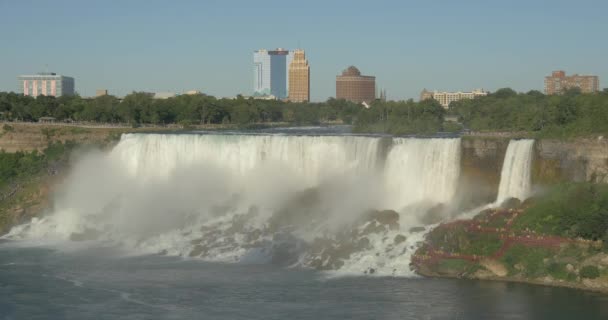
[459,138,509,208]
[459,137,608,208]
[534,138,608,184]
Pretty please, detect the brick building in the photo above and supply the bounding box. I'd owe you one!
[336,66,375,103]
[544,70,599,95]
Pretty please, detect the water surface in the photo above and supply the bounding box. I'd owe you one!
[1,244,607,320]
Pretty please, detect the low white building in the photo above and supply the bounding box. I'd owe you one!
[420,88,488,109]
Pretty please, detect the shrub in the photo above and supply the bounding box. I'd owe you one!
[546,262,569,280]
[501,244,553,277]
[580,265,600,279]
[2,124,14,132]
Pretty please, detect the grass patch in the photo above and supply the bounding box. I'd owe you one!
[512,183,608,241]
[546,262,572,281]
[501,244,555,278]
[460,233,503,256]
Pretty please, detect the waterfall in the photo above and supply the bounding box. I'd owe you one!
[383,138,461,210]
[4,133,463,276]
[495,139,535,205]
[112,133,382,185]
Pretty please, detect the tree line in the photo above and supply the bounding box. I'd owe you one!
[1,88,608,137]
[0,92,363,127]
[449,88,608,137]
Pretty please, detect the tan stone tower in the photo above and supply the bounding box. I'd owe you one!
[288,49,310,102]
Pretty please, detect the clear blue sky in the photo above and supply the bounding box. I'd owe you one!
[1,0,606,101]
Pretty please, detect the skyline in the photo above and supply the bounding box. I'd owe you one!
[0,0,606,101]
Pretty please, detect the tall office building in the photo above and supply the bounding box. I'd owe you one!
[288,49,310,102]
[18,73,75,97]
[253,48,294,99]
[544,70,600,95]
[336,66,375,103]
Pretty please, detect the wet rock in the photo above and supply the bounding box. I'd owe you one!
[361,221,385,236]
[369,210,400,230]
[500,197,522,210]
[190,238,204,245]
[246,229,262,242]
[394,234,407,245]
[189,245,207,257]
[356,237,371,250]
[409,227,426,233]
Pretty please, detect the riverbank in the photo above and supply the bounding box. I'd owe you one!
[411,197,608,294]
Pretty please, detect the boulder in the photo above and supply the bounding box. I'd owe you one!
[369,210,399,228]
[409,227,426,233]
[394,234,407,245]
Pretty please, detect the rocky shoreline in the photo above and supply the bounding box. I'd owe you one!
[416,267,608,294]
[410,204,608,294]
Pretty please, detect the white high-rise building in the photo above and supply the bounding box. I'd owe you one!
[253,48,293,99]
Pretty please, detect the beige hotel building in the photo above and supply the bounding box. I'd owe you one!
[420,89,488,109]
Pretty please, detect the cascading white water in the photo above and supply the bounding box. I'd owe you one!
[335,138,462,276]
[495,139,535,205]
[384,138,461,211]
[4,133,464,276]
[114,133,381,186]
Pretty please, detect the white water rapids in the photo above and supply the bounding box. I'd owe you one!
[3,134,535,276]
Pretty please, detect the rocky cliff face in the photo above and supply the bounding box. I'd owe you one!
[459,138,509,208]
[459,137,608,208]
[534,138,608,184]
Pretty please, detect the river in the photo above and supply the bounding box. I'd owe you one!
[1,243,607,319]
[1,127,607,319]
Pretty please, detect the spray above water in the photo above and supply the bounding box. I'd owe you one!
[4,133,466,276]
